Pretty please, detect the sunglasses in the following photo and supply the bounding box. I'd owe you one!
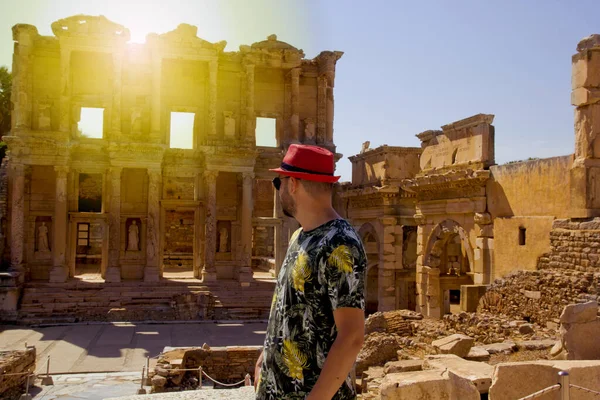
[272,176,291,191]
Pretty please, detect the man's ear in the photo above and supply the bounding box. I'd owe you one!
[289,177,300,194]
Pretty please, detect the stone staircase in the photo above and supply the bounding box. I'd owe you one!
[17,279,275,324]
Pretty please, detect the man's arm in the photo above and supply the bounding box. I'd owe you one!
[307,307,364,400]
[254,350,263,390]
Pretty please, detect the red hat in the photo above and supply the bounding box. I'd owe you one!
[270,144,340,183]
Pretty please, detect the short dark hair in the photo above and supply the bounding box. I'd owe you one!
[300,179,333,196]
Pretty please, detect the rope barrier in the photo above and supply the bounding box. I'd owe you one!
[570,384,600,396]
[0,371,35,377]
[201,370,247,387]
[518,384,561,400]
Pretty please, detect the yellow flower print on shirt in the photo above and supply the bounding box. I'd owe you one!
[328,245,353,273]
[291,251,311,293]
[282,339,308,380]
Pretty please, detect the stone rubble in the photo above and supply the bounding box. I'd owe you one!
[0,347,36,400]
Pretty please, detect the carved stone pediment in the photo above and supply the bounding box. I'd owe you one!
[240,34,305,67]
[51,15,130,40]
[150,24,226,52]
[401,169,490,200]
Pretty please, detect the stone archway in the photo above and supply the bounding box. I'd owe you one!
[424,220,474,273]
[359,223,380,315]
[421,219,475,316]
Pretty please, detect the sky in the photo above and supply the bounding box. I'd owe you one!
[1,0,599,181]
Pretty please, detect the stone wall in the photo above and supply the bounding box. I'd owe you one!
[487,156,573,219]
[492,216,554,279]
[0,347,36,400]
[150,346,260,392]
[478,268,600,326]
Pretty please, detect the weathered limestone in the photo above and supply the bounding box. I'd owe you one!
[105,167,122,283]
[10,163,25,273]
[432,334,474,358]
[239,172,254,282]
[380,369,480,400]
[559,301,598,324]
[49,166,69,282]
[202,171,218,282]
[489,361,600,400]
[425,354,493,394]
[145,169,161,282]
[0,347,36,400]
[555,302,600,360]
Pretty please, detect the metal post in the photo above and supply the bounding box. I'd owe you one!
[136,366,147,395]
[559,370,570,400]
[245,373,251,386]
[143,357,151,386]
[19,374,32,400]
[198,366,203,390]
[41,356,54,385]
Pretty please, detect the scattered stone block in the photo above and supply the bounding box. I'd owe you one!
[518,323,534,334]
[516,339,557,351]
[562,318,600,359]
[480,341,517,355]
[383,360,423,374]
[425,354,494,393]
[380,369,479,400]
[151,375,167,387]
[432,334,474,358]
[489,360,600,400]
[560,301,598,324]
[465,346,490,362]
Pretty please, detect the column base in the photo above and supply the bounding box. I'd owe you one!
[49,265,68,283]
[238,267,253,284]
[144,266,160,282]
[104,266,121,283]
[201,269,217,282]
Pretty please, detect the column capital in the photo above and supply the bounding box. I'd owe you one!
[147,168,162,178]
[11,163,25,176]
[108,166,123,176]
[290,67,301,79]
[244,63,255,73]
[204,170,219,182]
[54,165,69,177]
[242,171,255,181]
[209,59,218,71]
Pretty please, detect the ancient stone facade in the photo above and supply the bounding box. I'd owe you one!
[340,34,600,319]
[3,15,342,298]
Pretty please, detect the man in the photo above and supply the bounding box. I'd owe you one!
[255,144,366,400]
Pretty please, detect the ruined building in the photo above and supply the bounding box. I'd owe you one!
[340,34,600,319]
[0,15,342,321]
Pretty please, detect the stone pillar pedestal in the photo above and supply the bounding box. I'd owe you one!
[10,163,25,280]
[49,166,69,283]
[239,172,254,283]
[105,167,122,283]
[144,169,161,282]
[202,171,218,282]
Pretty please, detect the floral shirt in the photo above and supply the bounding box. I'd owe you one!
[256,219,367,400]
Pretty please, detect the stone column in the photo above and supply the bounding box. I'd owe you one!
[379,217,397,311]
[202,170,218,281]
[49,166,69,283]
[12,25,37,132]
[245,64,255,140]
[145,169,161,282]
[105,167,122,282]
[111,51,123,140]
[10,163,25,274]
[194,173,205,279]
[316,76,327,144]
[273,187,284,277]
[208,60,218,137]
[571,35,600,216]
[150,56,162,141]
[290,68,301,143]
[59,48,72,133]
[425,266,442,319]
[240,172,254,282]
